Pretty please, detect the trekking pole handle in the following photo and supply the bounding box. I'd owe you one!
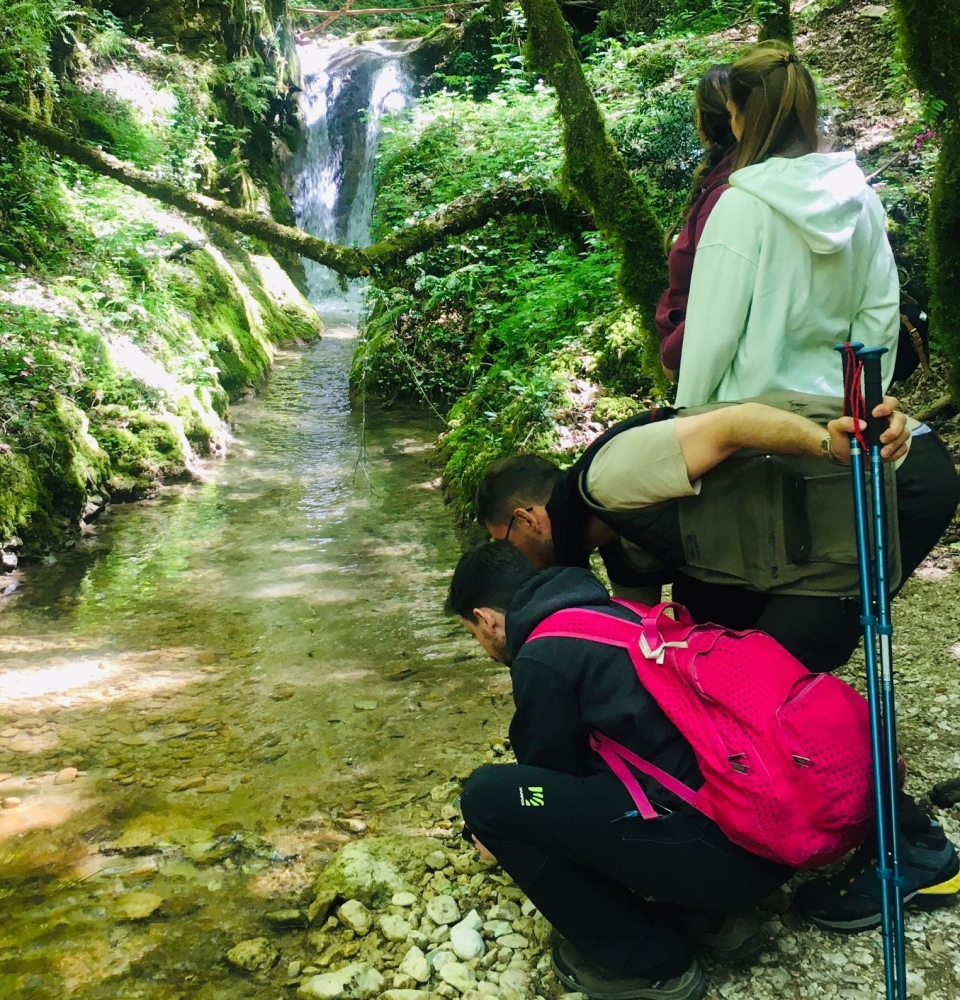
[834,342,864,419]
[857,346,889,449]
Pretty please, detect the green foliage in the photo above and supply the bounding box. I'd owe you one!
[214,57,275,118]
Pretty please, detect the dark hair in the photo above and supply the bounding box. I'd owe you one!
[475,455,560,527]
[729,42,819,171]
[664,65,736,253]
[444,541,538,622]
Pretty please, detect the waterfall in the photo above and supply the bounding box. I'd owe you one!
[292,39,415,318]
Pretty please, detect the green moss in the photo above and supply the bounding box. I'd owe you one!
[89,406,188,491]
[0,450,42,543]
[929,119,960,399]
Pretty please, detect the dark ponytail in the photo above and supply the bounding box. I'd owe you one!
[663,65,736,254]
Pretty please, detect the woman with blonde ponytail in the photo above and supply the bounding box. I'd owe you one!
[674,43,900,405]
[656,65,736,379]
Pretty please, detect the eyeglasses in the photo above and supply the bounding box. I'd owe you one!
[503,507,533,544]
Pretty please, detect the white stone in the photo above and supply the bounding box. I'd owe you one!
[393,891,418,907]
[381,992,431,1000]
[498,969,530,998]
[495,934,528,950]
[486,902,521,922]
[399,946,431,983]
[454,909,483,933]
[380,914,413,942]
[338,899,373,936]
[426,949,456,971]
[298,963,384,1000]
[477,983,503,998]
[482,921,512,940]
[440,962,478,994]
[449,924,485,962]
[427,895,461,925]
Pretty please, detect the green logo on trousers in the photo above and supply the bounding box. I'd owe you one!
[519,786,544,806]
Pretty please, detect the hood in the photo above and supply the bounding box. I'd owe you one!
[729,151,869,254]
[505,566,609,657]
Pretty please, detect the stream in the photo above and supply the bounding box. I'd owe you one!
[0,40,512,1000]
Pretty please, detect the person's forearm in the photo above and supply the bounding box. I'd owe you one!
[722,402,825,458]
[677,402,827,481]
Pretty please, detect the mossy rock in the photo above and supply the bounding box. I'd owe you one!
[311,835,440,910]
[0,450,42,546]
[89,406,189,491]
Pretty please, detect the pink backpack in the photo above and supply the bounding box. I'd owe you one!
[527,600,875,869]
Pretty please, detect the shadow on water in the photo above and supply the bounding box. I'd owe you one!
[0,330,511,999]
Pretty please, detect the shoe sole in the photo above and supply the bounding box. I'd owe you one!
[804,867,960,933]
[551,959,707,1000]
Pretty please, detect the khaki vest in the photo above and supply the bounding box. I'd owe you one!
[582,392,901,598]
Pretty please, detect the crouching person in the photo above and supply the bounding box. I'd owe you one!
[447,542,798,1000]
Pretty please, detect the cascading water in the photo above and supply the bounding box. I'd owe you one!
[292,38,415,317]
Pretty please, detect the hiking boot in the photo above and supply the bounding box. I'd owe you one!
[794,823,960,932]
[682,911,765,963]
[551,942,706,1000]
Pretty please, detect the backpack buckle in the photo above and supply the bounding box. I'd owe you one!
[728,753,750,774]
[638,633,688,664]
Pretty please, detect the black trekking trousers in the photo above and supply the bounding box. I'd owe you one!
[461,765,792,981]
[672,428,960,836]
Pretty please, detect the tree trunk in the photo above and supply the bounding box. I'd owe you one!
[890,0,960,399]
[0,102,575,278]
[755,0,794,43]
[518,0,666,336]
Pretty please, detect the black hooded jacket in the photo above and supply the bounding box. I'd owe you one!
[505,566,703,815]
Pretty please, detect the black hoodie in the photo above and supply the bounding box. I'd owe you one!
[505,566,703,815]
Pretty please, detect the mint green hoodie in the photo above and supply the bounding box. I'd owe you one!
[675,151,899,407]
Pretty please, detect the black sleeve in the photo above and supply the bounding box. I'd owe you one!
[508,652,586,775]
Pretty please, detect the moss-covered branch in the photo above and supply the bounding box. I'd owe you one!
[890,0,960,399]
[517,0,666,332]
[1,102,576,280]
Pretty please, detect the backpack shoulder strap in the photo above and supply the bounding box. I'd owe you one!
[527,607,639,647]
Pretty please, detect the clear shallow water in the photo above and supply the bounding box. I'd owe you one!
[0,327,510,999]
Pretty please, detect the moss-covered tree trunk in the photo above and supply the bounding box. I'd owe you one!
[891,0,960,399]
[518,0,666,336]
[755,0,794,43]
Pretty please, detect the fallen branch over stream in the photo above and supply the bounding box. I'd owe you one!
[0,102,577,277]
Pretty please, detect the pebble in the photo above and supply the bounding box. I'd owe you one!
[299,962,384,999]
[379,914,413,941]
[53,767,79,784]
[399,946,431,983]
[1,797,21,809]
[449,923,485,961]
[227,937,280,972]
[494,934,528,950]
[425,850,448,870]
[116,892,164,921]
[339,899,373,936]
[427,895,461,926]
[392,891,418,907]
[266,909,305,928]
[482,921,512,939]
[440,962,478,993]
[486,903,521,922]
[426,949,456,971]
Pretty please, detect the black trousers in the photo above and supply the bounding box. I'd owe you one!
[672,430,959,673]
[461,764,791,980]
[672,429,959,836]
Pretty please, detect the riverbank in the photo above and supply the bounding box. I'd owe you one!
[0,0,320,562]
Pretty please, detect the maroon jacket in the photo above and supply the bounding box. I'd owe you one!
[656,151,735,372]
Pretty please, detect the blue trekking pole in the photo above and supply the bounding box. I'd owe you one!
[835,342,906,1000]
